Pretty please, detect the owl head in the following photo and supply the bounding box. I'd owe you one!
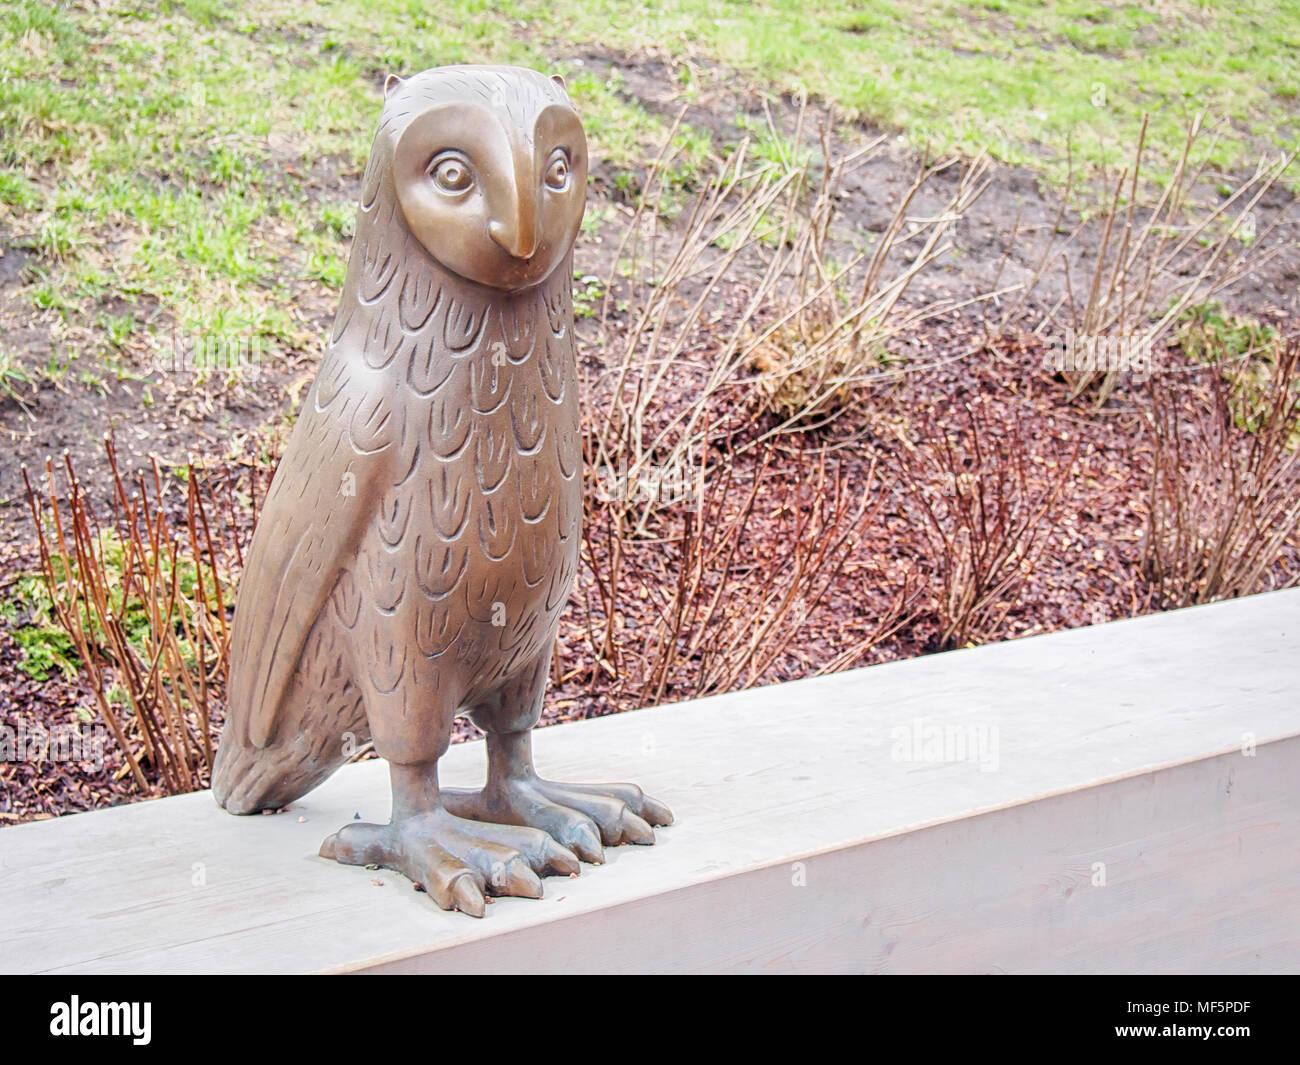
[377,65,588,293]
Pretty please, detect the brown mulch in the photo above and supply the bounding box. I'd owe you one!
[3,303,1298,825]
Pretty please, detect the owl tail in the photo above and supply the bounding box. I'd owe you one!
[211,727,346,815]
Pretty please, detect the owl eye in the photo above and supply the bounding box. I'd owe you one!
[544,151,570,192]
[429,154,473,194]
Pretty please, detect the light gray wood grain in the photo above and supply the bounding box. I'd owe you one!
[1,588,1296,973]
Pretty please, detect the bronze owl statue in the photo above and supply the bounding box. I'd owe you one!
[212,65,671,917]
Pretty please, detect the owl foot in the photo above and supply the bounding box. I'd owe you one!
[443,777,674,865]
[319,807,580,917]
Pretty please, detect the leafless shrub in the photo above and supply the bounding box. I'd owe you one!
[585,105,993,537]
[743,147,989,426]
[22,438,267,795]
[1142,338,1300,608]
[1001,114,1297,404]
[577,439,914,708]
[567,106,972,704]
[896,404,1079,649]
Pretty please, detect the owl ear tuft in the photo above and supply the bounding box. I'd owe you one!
[550,73,567,91]
[384,73,405,98]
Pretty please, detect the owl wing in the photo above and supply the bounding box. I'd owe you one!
[225,351,396,749]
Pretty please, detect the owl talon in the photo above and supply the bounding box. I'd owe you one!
[562,821,605,864]
[639,795,675,828]
[444,777,672,854]
[451,874,486,918]
[318,806,575,913]
[620,811,655,846]
[494,857,543,899]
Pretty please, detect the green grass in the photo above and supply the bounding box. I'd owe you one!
[1178,300,1279,365]
[1,572,80,682]
[0,0,721,365]
[0,0,1296,380]
[517,0,1300,187]
[1176,300,1298,442]
[1,526,236,683]
[0,345,35,403]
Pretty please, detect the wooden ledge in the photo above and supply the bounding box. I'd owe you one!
[2,590,1297,973]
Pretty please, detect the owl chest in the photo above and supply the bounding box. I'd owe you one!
[359,355,581,630]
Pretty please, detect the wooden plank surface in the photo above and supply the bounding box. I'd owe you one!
[1,589,1297,974]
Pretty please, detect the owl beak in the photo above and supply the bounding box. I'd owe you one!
[489,211,540,261]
